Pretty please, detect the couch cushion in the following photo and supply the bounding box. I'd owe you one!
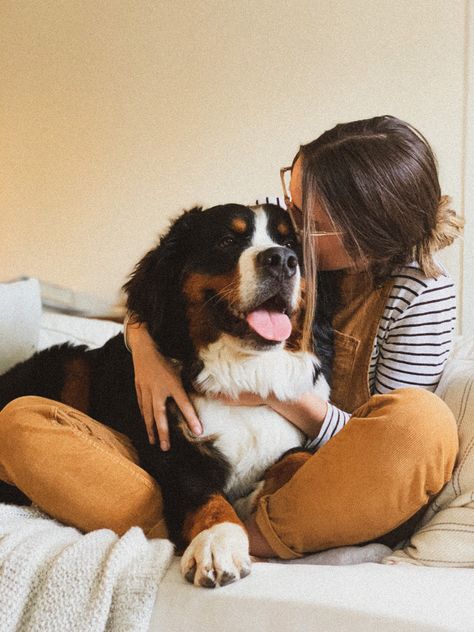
[38,312,122,351]
[0,279,42,375]
[152,558,474,632]
[384,355,474,566]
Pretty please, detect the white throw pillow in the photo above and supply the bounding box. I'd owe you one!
[0,279,42,375]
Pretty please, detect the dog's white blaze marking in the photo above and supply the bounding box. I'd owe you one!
[251,206,277,248]
[238,207,282,310]
[181,522,250,587]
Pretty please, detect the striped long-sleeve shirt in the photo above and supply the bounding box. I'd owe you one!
[306,262,456,451]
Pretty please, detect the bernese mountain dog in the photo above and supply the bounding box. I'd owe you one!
[0,203,334,587]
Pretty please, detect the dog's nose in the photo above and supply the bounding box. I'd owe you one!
[256,247,298,278]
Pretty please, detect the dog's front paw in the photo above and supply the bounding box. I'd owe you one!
[180,522,251,588]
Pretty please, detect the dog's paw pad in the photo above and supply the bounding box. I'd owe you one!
[199,572,217,588]
[184,562,196,584]
[218,570,238,586]
[181,522,251,588]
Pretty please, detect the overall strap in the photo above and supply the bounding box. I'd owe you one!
[329,271,395,413]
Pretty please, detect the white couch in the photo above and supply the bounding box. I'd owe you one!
[2,282,474,632]
[153,559,474,632]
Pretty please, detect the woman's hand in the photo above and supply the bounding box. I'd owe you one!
[216,391,328,439]
[126,320,202,450]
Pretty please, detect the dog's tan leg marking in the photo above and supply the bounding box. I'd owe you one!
[183,493,242,542]
[234,451,313,521]
[181,494,251,588]
[261,451,312,496]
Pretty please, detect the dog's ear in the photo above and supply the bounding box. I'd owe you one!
[123,207,203,360]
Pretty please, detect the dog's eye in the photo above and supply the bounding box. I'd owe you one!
[284,240,296,250]
[218,236,236,249]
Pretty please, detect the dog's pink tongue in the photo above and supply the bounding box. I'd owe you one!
[246,309,292,341]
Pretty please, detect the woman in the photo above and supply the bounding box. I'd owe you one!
[126,115,462,557]
[0,115,462,557]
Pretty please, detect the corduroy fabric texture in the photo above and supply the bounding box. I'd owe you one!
[384,357,474,567]
[0,396,168,539]
[255,388,458,558]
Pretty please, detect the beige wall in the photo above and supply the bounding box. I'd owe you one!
[462,1,473,333]
[0,1,469,321]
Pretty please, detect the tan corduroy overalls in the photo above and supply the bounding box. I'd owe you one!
[254,271,458,557]
[0,272,459,556]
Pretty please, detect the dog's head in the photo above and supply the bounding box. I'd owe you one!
[124,203,306,361]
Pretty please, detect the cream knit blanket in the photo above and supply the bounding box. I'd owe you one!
[0,504,174,631]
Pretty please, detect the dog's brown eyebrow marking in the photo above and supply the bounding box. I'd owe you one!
[231,217,248,233]
[277,221,290,236]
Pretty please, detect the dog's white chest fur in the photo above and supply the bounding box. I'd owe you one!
[191,335,330,500]
[194,335,326,400]
[192,396,304,500]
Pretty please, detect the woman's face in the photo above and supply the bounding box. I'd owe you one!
[289,157,354,270]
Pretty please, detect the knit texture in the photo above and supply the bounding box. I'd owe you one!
[0,504,174,631]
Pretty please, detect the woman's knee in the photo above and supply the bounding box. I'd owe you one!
[361,387,459,485]
[1,395,40,428]
[0,396,51,483]
[0,396,53,452]
[373,387,456,437]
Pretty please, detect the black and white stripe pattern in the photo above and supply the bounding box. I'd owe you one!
[306,403,351,451]
[369,262,456,394]
[307,262,456,451]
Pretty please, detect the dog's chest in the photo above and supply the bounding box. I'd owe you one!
[192,396,304,500]
[190,340,330,500]
[194,337,326,400]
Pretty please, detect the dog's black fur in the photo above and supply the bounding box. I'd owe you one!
[0,203,337,550]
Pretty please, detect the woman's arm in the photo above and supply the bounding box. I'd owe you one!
[371,265,456,395]
[218,391,330,439]
[268,392,327,438]
[125,318,202,449]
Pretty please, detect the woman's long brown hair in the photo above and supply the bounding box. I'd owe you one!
[298,115,463,351]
